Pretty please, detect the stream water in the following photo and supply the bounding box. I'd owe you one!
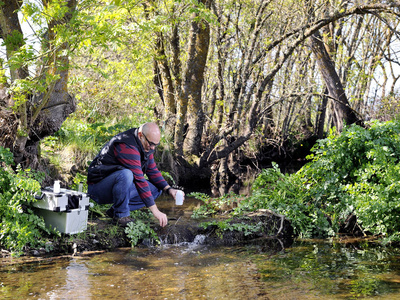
[2,197,400,299]
[2,238,400,299]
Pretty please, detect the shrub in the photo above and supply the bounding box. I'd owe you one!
[235,163,330,238]
[0,147,56,255]
[236,120,400,242]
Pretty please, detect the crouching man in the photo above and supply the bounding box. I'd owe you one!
[87,122,184,227]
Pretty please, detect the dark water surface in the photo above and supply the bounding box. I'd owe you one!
[1,238,400,299]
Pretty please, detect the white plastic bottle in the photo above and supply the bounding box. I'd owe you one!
[54,180,60,193]
[175,190,184,205]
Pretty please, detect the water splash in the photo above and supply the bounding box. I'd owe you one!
[192,234,206,245]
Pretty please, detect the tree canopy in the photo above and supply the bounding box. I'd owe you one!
[1,0,400,192]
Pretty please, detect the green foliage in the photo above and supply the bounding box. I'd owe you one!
[190,192,217,218]
[0,146,14,165]
[191,192,240,219]
[89,202,110,218]
[41,117,138,171]
[236,120,400,242]
[68,0,160,122]
[236,163,328,238]
[124,210,159,247]
[302,120,400,240]
[161,171,175,186]
[70,173,88,193]
[0,147,55,256]
[3,0,72,106]
[54,118,135,152]
[200,219,263,239]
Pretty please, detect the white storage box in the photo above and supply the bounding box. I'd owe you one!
[33,188,90,212]
[34,206,89,234]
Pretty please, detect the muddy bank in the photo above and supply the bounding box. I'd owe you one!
[70,209,294,256]
[156,209,294,247]
[40,210,294,257]
[21,194,370,259]
[2,197,295,259]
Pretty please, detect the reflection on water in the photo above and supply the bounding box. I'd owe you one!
[1,238,400,299]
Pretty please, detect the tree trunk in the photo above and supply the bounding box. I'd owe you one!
[315,88,329,139]
[0,0,76,168]
[154,32,176,141]
[182,0,211,156]
[310,31,359,131]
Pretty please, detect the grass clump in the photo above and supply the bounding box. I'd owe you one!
[41,117,139,174]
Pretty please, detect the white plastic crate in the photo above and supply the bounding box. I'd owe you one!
[33,188,90,212]
[34,206,89,234]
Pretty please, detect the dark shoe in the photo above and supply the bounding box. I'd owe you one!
[105,207,114,218]
[114,216,135,227]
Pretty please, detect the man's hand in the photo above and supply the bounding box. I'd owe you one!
[166,187,185,203]
[149,205,168,227]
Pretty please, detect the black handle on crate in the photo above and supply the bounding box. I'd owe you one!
[67,194,80,210]
[34,193,44,200]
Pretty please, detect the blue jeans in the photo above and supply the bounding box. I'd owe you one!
[88,169,162,218]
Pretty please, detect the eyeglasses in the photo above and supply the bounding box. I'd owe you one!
[142,132,160,147]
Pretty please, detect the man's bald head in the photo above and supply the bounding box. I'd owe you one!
[142,122,160,136]
[139,122,161,151]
